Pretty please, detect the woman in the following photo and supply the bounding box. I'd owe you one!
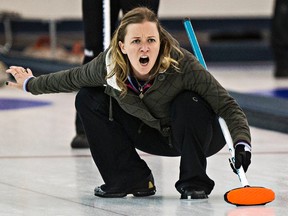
[6,7,251,199]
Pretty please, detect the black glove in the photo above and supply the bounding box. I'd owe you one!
[234,144,251,172]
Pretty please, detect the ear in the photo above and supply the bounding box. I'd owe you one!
[118,41,127,54]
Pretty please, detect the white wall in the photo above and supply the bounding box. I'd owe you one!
[160,0,274,18]
[0,0,82,19]
[0,0,274,20]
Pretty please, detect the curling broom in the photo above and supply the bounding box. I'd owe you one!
[103,0,110,50]
[183,18,275,206]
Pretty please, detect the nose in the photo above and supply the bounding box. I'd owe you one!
[140,42,149,52]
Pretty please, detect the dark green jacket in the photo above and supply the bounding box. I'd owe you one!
[27,48,251,145]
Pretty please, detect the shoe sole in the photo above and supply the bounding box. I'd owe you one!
[180,190,208,199]
[94,187,156,198]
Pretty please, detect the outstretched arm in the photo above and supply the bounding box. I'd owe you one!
[6,66,34,91]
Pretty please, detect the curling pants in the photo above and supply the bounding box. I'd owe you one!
[271,0,288,77]
[75,87,225,194]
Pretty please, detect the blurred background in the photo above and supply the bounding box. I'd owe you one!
[0,0,274,74]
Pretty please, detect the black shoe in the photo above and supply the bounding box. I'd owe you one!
[180,187,208,199]
[274,67,288,78]
[70,134,89,149]
[275,73,288,78]
[94,174,156,198]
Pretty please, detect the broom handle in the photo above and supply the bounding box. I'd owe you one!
[103,0,110,50]
[183,18,249,187]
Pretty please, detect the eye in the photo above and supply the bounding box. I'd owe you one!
[132,39,140,44]
[148,38,156,43]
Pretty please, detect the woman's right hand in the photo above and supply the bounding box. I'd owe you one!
[6,66,34,90]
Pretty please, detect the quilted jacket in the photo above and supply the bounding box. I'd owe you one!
[27,47,251,145]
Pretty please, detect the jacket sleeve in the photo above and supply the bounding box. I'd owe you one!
[27,51,107,95]
[180,49,251,145]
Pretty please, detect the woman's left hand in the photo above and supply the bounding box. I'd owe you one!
[6,66,34,90]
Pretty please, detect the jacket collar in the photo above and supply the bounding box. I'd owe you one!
[105,48,121,91]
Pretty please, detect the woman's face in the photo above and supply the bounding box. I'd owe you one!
[119,21,160,80]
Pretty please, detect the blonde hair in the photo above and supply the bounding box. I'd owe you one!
[108,7,183,95]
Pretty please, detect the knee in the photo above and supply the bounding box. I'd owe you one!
[75,87,106,114]
[171,92,216,151]
[171,91,213,120]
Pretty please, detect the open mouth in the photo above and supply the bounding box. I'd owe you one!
[139,56,149,66]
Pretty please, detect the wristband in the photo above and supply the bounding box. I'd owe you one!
[235,142,251,152]
[23,76,35,92]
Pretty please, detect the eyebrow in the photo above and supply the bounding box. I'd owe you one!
[130,36,157,39]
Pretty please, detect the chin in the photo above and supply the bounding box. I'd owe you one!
[137,68,150,74]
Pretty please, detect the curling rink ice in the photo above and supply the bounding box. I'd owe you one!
[1,62,288,215]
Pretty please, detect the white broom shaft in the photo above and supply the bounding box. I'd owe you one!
[218,118,249,187]
[103,0,110,50]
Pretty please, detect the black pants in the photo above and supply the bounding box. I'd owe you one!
[75,87,225,194]
[271,0,288,77]
[76,0,160,135]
